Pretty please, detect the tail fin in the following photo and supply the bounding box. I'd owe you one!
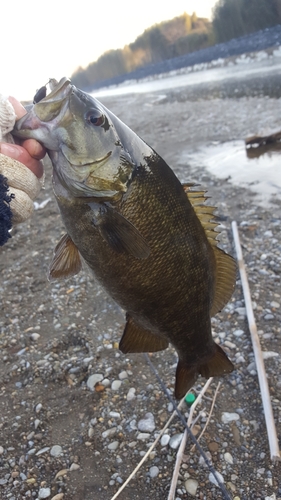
[175,344,234,399]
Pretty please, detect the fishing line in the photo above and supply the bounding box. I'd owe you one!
[144,353,232,500]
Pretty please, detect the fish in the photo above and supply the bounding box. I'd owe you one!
[14,77,236,398]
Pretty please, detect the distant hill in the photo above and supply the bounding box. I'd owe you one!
[71,12,213,89]
[71,1,281,92]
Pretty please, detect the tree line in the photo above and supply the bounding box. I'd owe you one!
[72,2,281,89]
[212,0,281,42]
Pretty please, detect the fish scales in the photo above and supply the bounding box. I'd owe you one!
[13,77,236,398]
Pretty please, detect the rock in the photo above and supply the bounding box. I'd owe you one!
[224,452,234,464]
[69,463,80,471]
[138,412,155,433]
[169,433,183,449]
[270,301,280,308]
[87,374,103,391]
[160,434,170,446]
[127,388,136,401]
[184,478,198,496]
[137,433,150,440]
[50,494,64,500]
[50,445,63,457]
[0,446,4,454]
[30,333,40,341]
[38,488,51,499]
[221,412,240,424]
[102,428,117,438]
[262,351,279,359]
[109,411,121,418]
[208,441,219,452]
[209,470,224,486]
[108,441,119,451]
[111,380,122,391]
[149,466,159,478]
[233,329,244,337]
[119,370,128,380]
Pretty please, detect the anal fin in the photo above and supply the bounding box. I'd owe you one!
[119,315,169,353]
[49,233,82,281]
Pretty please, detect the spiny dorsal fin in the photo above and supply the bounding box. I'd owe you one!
[48,233,82,281]
[183,183,219,246]
[210,247,237,316]
[119,315,169,353]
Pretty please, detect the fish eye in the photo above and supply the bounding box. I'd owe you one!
[86,109,105,127]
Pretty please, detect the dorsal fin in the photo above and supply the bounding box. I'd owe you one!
[183,183,237,315]
[183,183,219,246]
[210,247,237,316]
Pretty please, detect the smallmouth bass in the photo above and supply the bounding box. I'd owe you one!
[14,78,236,398]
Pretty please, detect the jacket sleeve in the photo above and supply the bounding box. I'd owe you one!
[0,173,13,246]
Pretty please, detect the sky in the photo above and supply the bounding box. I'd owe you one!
[2,0,217,101]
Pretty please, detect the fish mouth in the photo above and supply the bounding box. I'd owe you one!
[14,78,73,137]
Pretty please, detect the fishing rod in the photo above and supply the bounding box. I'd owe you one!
[144,353,232,500]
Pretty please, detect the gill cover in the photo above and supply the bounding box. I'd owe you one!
[14,78,135,199]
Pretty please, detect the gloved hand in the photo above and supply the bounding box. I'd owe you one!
[0,94,45,223]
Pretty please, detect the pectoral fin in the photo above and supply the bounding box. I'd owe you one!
[91,204,150,259]
[119,315,169,353]
[49,234,82,281]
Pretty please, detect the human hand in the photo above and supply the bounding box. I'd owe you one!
[0,96,46,223]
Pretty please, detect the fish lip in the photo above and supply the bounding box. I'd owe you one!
[14,77,73,135]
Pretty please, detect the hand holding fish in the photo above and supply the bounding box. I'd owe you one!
[0,95,45,223]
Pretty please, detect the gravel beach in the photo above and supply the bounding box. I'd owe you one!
[0,70,280,499]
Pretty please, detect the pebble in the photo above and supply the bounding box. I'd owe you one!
[50,445,63,457]
[221,412,240,424]
[127,388,136,401]
[185,478,198,496]
[262,351,279,359]
[109,411,120,418]
[137,432,150,440]
[30,333,40,341]
[108,441,119,451]
[0,446,4,454]
[270,301,280,308]
[138,412,155,433]
[233,329,244,337]
[111,380,122,391]
[36,447,50,456]
[264,314,274,320]
[209,470,224,486]
[160,434,170,446]
[69,463,80,471]
[169,433,183,449]
[224,452,234,464]
[50,494,64,500]
[119,370,128,380]
[102,428,116,438]
[35,403,43,413]
[149,466,159,478]
[87,374,103,391]
[38,488,51,499]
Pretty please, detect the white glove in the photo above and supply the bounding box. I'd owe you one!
[0,94,42,223]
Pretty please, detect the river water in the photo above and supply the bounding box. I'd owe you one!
[93,52,281,208]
